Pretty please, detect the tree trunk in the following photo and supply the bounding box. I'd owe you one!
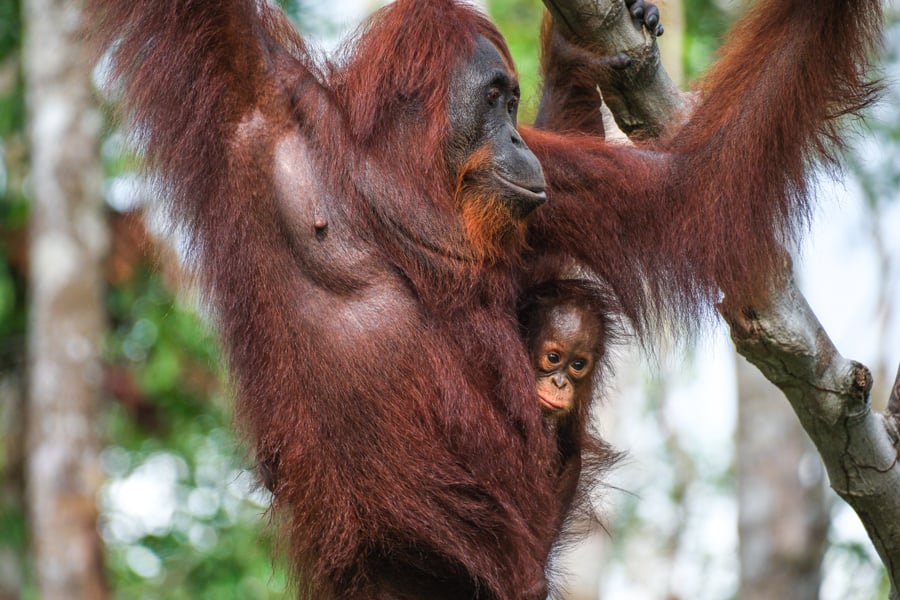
[736,357,829,600]
[23,0,107,598]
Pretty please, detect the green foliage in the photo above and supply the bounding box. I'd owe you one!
[487,0,543,123]
[106,275,220,424]
[0,0,20,60]
[102,258,288,596]
[0,75,23,138]
[0,197,26,361]
[682,0,730,78]
[101,437,287,600]
[0,0,23,137]
[0,500,25,555]
[0,263,12,323]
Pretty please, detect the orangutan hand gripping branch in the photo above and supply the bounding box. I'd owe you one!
[86,0,880,598]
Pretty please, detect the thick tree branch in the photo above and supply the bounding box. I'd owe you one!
[543,0,900,596]
[723,278,900,599]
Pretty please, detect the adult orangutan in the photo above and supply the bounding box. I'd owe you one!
[86,0,880,598]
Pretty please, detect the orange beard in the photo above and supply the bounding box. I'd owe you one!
[453,145,529,264]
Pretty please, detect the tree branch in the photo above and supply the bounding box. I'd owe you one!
[723,278,900,598]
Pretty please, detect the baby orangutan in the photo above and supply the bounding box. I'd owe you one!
[519,279,610,423]
[518,279,617,516]
[531,302,600,419]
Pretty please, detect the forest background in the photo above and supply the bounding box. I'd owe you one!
[0,0,899,598]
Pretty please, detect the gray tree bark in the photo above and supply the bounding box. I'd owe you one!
[23,0,107,598]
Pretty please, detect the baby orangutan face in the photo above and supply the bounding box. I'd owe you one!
[531,303,601,417]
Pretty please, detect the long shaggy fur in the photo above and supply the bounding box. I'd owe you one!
[85,0,881,598]
[527,0,881,335]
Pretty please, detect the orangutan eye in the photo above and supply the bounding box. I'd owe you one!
[507,96,518,115]
[487,88,501,107]
[571,359,586,372]
[547,352,561,365]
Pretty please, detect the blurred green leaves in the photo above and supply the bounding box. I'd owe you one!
[488,0,544,121]
[100,231,287,597]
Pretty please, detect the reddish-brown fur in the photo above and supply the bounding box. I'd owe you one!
[534,14,610,136]
[454,145,531,262]
[86,0,880,598]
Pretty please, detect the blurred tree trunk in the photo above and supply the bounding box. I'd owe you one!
[23,0,107,598]
[736,358,829,600]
